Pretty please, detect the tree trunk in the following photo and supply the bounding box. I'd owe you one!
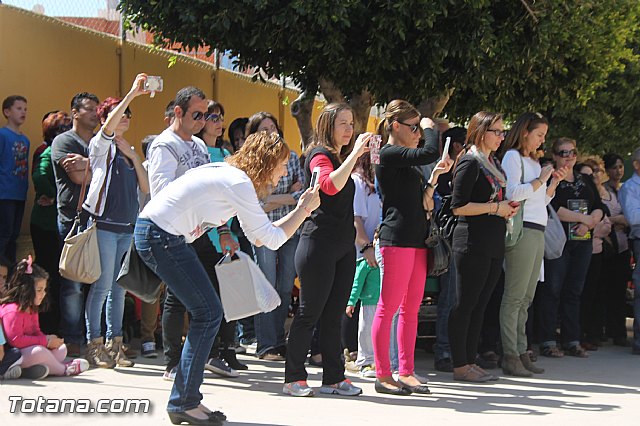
[290,90,315,152]
[349,90,374,135]
[416,88,454,118]
[318,77,345,104]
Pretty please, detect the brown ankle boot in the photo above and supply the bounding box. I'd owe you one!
[520,353,544,374]
[502,354,532,377]
[86,337,115,369]
[106,336,135,367]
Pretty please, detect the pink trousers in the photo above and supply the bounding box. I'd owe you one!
[20,344,67,376]
[372,246,427,377]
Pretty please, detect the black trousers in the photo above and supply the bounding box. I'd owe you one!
[341,301,360,353]
[449,252,503,368]
[31,223,62,335]
[285,237,355,384]
[478,271,504,354]
[604,250,631,340]
[581,253,604,344]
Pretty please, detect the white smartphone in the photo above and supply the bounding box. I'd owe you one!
[310,166,321,187]
[442,137,451,161]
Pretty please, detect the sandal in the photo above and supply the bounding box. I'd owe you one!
[565,344,589,358]
[541,345,564,358]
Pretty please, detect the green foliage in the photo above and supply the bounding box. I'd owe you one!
[118,0,640,151]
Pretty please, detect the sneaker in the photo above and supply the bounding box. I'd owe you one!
[359,364,376,378]
[141,341,158,358]
[320,379,362,396]
[21,364,49,380]
[234,344,246,354]
[1,365,22,380]
[204,358,239,378]
[283,380,315,397]
[65,359,89,376]
[163,366,177,381]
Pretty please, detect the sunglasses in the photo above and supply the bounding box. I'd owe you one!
[205,113,224,123]
[487,129,507,138]
[190,111,207,121]
[555,149,578,158]
[397,121,421,134]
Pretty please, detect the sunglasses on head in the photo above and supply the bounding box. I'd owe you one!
[397,121,421,134]
[555,149,577,158]
[205,113,224,123]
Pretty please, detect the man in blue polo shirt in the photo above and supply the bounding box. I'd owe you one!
[0,95,30,262]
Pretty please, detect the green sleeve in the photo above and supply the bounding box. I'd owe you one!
[32,148,57,197]
[347,259,368,306]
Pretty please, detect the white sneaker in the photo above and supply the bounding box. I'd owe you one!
[65,359,89,376]
[359,364,377,378]
[319,379,362,396]
[1,365,22,380]
[283,380,315,397]
[163,366,177,381]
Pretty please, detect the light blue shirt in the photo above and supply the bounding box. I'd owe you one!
[619,173,640,239]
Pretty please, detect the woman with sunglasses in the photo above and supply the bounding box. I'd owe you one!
[284,103,369,397]
[82,74,150,368]
[496,113,567,377]
[371,100,445,395]
[136,131,320,424]
[535,138,605,358]
[449,111,519,382]
[193,100,249,377]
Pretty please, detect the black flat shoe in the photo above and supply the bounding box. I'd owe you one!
[168,411,222,425]
[374,379,412,396]
[398,379,431,395]
[207,410,226,422]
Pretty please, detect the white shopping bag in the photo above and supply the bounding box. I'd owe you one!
[215,251,281,321]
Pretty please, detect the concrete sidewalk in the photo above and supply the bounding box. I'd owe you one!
[0,342,638,426]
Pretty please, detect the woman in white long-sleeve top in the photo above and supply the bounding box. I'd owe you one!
[496,112,567,376]
[135,131,320,425]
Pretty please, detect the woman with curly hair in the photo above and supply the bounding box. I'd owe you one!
[135,131,320,424]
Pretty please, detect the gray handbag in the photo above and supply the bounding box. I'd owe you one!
[544,205,566,259]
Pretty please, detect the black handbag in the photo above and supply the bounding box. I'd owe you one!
[116,240,163,303]
[426,212,452,277]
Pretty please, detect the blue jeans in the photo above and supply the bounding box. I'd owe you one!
[254,234,299,356]
[434,256,457,361]
[537,240,592,348]
[85,229,131,341]
[134,218,222,412]
[57,219,85,346]
[630,240,640,351]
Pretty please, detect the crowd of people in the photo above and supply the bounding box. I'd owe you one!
[0,73,639,425]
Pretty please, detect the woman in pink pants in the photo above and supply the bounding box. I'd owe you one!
[372,100,452,395]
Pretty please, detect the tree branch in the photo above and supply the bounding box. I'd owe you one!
[519,0,539,23]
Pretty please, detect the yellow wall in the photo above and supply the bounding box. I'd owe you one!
[1,5,337,236]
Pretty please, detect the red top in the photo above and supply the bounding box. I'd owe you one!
[0,303,47,348]
[309,154,339,195]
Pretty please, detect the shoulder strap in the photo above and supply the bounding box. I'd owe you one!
[520,155,525,184]
[76,158,91,214]
[95,147,113,214]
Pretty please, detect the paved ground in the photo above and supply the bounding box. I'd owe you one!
[1,339,638,426]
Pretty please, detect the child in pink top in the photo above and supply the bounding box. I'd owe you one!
[0,256,88,377]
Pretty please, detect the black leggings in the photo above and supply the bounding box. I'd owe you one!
[449,252,503,368]
[285,237,355,384]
